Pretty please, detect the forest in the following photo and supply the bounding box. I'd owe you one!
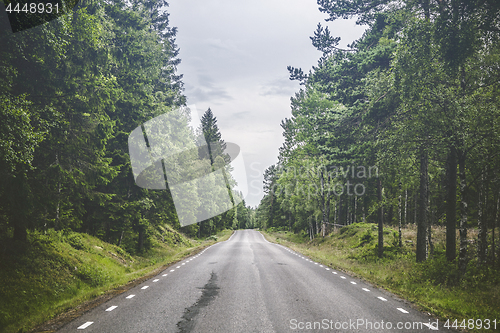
[255,0,500,278]
[0,0,253,256]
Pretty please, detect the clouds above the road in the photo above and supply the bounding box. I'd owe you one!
[168,0,366,206]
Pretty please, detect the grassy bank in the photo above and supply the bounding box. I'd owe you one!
[263,224,499,333]
[0,227,232,333]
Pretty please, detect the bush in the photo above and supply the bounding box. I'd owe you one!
[66,233,88,251]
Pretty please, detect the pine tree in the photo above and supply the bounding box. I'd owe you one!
[199,108,229,166]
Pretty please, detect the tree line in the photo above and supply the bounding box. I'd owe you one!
[0,0,251,254]
[255,0,500,276]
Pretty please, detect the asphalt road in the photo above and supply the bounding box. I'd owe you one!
[58,230,443,332]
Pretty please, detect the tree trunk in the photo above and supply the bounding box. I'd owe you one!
[404,188,408,225]
[477,167,487,265]
[325,186,331,235]
[118,230,124,246]
[458,149,468,276]
[339,195,343,225]
[428,198,434,257]
[446,145,457,261]
[320,168,326,237]
[399,182,402,247]
[353,196,357,224]
[494,189,500,267]
[362,196,366,223]
[414,189,417,225]
[138,226,144,252]
[417,148,429,262]
[378,178,384,258]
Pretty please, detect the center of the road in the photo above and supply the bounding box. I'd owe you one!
[176,272,219,333]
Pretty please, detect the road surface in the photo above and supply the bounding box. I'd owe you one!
[58,230,442,332]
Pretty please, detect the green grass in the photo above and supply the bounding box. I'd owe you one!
[264,224,500,333]
[0,228,233,333]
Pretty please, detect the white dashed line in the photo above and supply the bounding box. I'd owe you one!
[126,295,135,299]
[325,268,330,271]
[319,265,324,267]
[182,263,186,265]
[423,323,439,330]
[377,296,387,301]
[77,322,93,329]
[340,276,346,279]
[362,288,370,292]
[333,272,338,274]
[350,281,357,284]
[106,306,117,312]
[153,279,159,282]
[170,269,175,272]
[176,266,181,269]
[162,274,168,277]
[314,263,318,265]
[397,308,409,313]
[141,286,149,290]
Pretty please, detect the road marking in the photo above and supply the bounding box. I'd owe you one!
[182,263,186,265]
[340,276,346,279]
[377,296,387,301]
[176,266,181,268]
[325,268,330,270]
[153,279,159,282]
[170,269,175,272]
[126,295,135,299]
[333,272,338,274]
[162,274,168,277]
[423,323,439,330]
[77,322,93,329]
[141,286,149,290]
[106,306,118,312]
[319,265,324,267]
[314,262,318,265]
[397,308,409,313]
[362,288,370,292]
[350,281,357,284]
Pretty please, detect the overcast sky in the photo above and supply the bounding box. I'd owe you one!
[167,0,366,207]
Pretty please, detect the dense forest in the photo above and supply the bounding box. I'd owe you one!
[0,0,253,255]
[255,0,500,276]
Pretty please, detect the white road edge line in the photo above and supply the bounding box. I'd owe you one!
[106,306,118,312]
[397,308,409,313]
[77,322,93,329]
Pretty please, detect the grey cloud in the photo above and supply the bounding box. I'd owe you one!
[185,74,233,103]
[259,77,299,96]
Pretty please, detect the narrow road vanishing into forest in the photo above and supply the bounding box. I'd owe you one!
[58,230,444,332]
